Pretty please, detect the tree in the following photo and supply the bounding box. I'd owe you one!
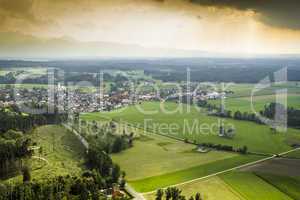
[195,193,202,200]
[234,111,242,120]
[112,137,125,153]
[240,146,248,154]
[39,146,43,157]
[111,164,121,183]
[227,110,232,118]
[165,188,172,200]
[155,189,164,200]
[22,166,31,182]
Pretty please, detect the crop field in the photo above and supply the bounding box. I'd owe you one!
[220,172,294,200]
[256,173,300,200]
[221,82,300,98]
[94,101,300,154]
[0,67,47,76]
[0,83,49,89]
[241,158,300,177]
[210,94,300,113]
[129,154,263,192]
[111,133,237,181]
[143,169,300,200]
[5,125,85,183]
[284,149,300,159]
[143,176,244,200]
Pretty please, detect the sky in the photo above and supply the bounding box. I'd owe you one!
[0,0,300,58]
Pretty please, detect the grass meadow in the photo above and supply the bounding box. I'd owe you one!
[220,172,294,200]
[5,125,85,183]
[111,133,237,181]
[89,101,300,154]
[255,173,300,200]
[129,154,263,192]
[284,149,300,159]
[143,176,244,200]
[210,94,300,113]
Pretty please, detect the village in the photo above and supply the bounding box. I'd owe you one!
[0,81,227,113]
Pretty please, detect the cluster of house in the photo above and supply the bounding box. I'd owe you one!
[0,81,229,113]
[0,85,159,113]
[0,86,48,108]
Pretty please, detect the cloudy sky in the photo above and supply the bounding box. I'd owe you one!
[0,0,300,58]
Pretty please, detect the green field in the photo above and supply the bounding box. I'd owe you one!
[143,176,244,200]
[220,172,294,200]
[81,113,266,193]
[89,101,300,154]
[130,154,263,192]
[210,82,300,113]
[0,83,105,93]
[210,94,300,113]
[5,125,85,183]
[256,173,300,200]
[284,149,300,159]
[221,82,300,98]
[112,133,237,181]
[0,67,47,76]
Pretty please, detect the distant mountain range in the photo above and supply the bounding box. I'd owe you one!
[0,32,213,59]
[1,32,300,60]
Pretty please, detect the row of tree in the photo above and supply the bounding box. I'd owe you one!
[199,143,248,154]
[261,103,300,129]
[0,106,67,134]
[200,100,300,130]
[155,187,202,200]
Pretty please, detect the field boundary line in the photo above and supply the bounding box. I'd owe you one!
[254,173,296,200]
[142,147,300,194]
[217,177,247,200]
[141,155,275,195]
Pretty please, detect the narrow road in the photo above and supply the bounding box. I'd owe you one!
[62,123,89,150]
[32,156,49,165]
[126,184,146,200]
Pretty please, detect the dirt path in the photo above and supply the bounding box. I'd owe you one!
[126,184,146,200]
[32,156,49,165]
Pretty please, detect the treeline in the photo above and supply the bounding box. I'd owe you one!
[210,109,263,124]
[155,187,203,200]
[199,143,248,154]
[80,120,134,154]
[87,133,133,154]
[200,100,300,130]
[0,69,129,86]
[146,67,300,83]
[0,171,128,200]
[0,130,33,179]
[198,100,263,124]
[0,106,67,134]
[2,58,300,83]
[261,103,300,129]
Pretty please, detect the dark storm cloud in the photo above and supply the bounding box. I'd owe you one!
[189,0,300,30]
